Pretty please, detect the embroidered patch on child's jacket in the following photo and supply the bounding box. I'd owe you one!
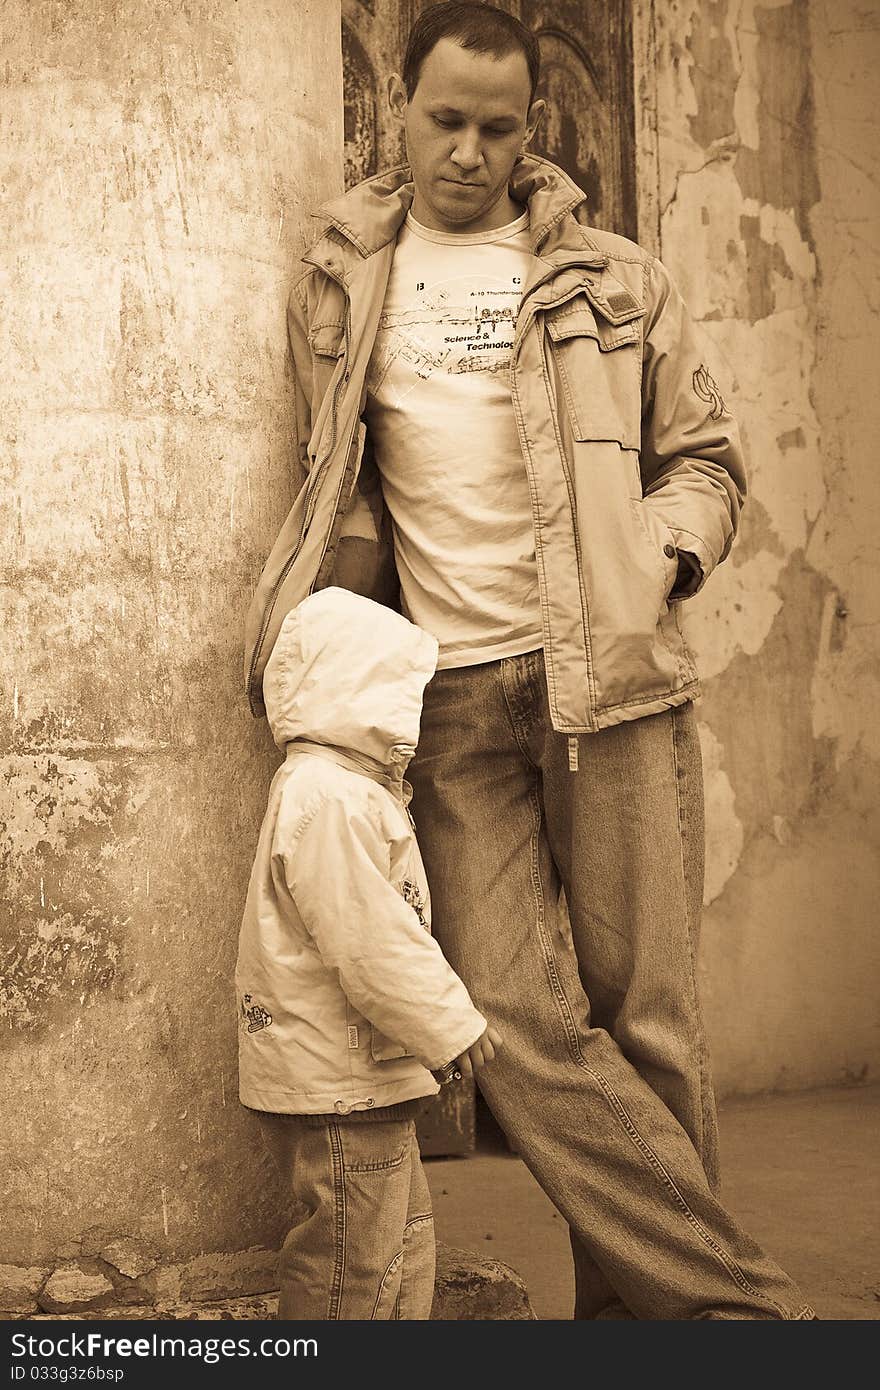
[240,993,273,1033]
[401,878,428,929]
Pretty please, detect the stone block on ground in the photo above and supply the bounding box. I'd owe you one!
[431,1244,536,1320]
[21,1241,534,1320]
[38,1263,116,1314]
[0,1263,50,1315]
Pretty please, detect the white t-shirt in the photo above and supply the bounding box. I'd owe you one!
[364,210,542,669]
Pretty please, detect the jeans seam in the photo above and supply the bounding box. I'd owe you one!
[502,656,594,1056]
[327,1120,346,1320]
[500,651,542,768]
[576,1060,789,1316]
[671,704,719,1189]
[527,782,588,1060]
[404,1213,433,1231]
[669,705,706,1161]
[372,1249,404,1320]
[502,656,590,1062]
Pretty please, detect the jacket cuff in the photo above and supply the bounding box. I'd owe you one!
[423,1013,488,1074]
[666,529,714,599]
[668,549,704,603]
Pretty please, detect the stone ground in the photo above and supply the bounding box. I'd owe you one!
[15,1083,877,1322]
[425,1082,880,1321]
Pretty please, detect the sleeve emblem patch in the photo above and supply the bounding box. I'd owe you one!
[693,364,727,420]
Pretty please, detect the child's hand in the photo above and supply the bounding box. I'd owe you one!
[456,1026,502,1078]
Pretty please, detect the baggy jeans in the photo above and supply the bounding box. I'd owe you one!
[407,649,814,1319]
[258,1115,435,1319]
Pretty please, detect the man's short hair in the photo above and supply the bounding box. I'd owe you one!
[403,2,540,105]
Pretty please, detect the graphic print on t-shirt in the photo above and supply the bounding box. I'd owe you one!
[367,274,522,401]
[364,211,544,670]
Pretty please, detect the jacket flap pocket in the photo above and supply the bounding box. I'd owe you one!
[584,277,645,350]
[370,1027,411,1063]
[546,291,641,353]
[545,300,600,344]
[308,322,345,357]
[583,276,646,327]
[545,293,641,445]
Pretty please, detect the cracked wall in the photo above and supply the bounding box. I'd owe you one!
[644,0,880,1094]
[0,0,343,1307]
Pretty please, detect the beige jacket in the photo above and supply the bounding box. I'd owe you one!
[244,156,746,732]
[236,587,487,1115]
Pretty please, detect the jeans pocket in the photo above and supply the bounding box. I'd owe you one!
[340,1121,411,1173]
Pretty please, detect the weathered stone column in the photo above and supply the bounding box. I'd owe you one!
[0,0,342,1315]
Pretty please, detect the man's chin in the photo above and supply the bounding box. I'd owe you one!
[429,187,494,229]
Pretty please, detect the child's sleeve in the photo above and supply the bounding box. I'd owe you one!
[277,791,487,1072]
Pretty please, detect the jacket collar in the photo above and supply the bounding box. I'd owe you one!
[305,154,609,276]
[285,740,413,801]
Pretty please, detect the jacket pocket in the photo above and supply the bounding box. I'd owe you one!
[545,295,642,448]
[569,441,685,707]
[634,500,680,604]
[308,321,345,358]
[306,322,347,449]
[370,1028,412,1063]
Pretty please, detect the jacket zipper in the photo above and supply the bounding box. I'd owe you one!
[509,292,602,734]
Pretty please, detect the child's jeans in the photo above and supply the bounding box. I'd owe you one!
[258,1113,435,1319]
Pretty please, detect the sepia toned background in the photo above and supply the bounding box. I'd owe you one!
[1,0,877,1316]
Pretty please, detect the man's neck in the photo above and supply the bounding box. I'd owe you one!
[410,190,524,236]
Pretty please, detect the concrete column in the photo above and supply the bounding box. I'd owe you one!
[0,0,342,1315]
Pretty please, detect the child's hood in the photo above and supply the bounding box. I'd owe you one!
[262,588,439,763]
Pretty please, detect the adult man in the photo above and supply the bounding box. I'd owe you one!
[245,2,814,1318]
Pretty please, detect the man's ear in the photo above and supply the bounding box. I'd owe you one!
[388,72,408,122]
[524,98,546,146]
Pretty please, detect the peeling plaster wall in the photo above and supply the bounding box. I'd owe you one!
[0,0,343,1305]
[643,0,880,1095]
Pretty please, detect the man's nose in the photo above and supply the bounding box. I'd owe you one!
[450,130,483,171]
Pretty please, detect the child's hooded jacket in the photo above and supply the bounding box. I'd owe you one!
[236,587,487,1115]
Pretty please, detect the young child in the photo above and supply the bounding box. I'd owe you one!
[236,586,499,1320]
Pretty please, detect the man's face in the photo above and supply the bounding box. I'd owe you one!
[389,38,543,234]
